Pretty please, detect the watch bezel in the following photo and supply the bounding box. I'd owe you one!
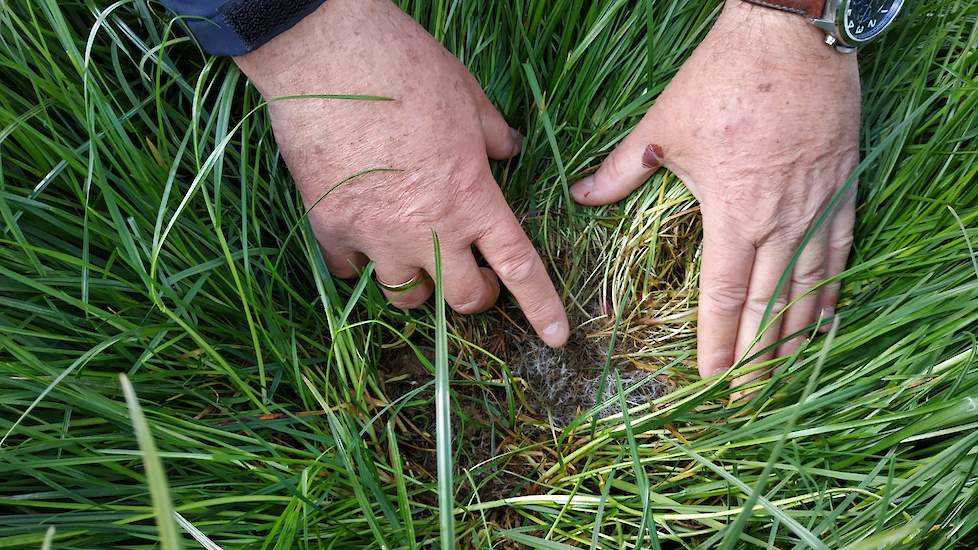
[814,0,907,51]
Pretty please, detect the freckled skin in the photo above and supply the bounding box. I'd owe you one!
[234,0,862,380]
[570,0,861,393]
[232,0,571,347]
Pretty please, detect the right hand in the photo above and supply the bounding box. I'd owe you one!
[233,0,570,347]
[569,2,859,386]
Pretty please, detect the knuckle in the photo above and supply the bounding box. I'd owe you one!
[701,285,748,315]
[778,224,809,245]
[745,294,787,317]
[829,232,854,253]
[326,262,358,279]
[397,193,450,227]
[793,264,826,288]
[496,248,540,286]
[742,224,779,246]
[710,207,777,246]
[389,294,426,310]
[449,166,488,197]
[394,164,488,227]
[756,222,805,249]
[322,252,361,278]
[820,282,841,300]
[449,289,489,314]
[596,151,628,184]
[436,172,495,221]
[520,297,554,321]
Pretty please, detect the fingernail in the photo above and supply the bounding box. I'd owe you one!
[642,144,664,169]
[571,176,594,201]
[509,128,522,155]
[542,320,569,347]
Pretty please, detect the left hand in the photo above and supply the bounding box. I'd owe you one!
[571,1,860,389]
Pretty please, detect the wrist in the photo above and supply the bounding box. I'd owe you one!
[717,0,856,69]
[232,0,370,97]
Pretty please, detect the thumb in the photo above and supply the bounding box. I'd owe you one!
[571,115,665,206]
[477,95,522,160]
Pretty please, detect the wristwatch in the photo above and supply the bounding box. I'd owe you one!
[742,0,907,53]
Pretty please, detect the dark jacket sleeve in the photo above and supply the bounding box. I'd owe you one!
[159,0,326,56]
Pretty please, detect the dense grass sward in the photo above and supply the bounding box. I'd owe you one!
[1,0,978,547]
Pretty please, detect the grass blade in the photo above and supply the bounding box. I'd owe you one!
[119,374,183,550]
[432,230,455,549]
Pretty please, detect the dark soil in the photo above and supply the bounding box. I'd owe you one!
[374,300,670,509]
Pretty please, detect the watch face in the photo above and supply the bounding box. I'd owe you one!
[843,0,903,43]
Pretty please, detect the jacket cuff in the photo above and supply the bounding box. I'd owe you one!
[161,0,327,56]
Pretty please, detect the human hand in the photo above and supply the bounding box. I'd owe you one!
[571,1,860,386]
[234,0,569,346]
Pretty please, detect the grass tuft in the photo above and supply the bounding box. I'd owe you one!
[1,0,977,548]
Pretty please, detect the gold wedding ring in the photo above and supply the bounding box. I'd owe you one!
[377,272,424,293]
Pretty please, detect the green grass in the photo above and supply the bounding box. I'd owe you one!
[1,0,978,548]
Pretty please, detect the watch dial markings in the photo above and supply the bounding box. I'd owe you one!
[844,0,900,42]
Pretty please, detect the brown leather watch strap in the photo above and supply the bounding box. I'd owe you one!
[741,0,825,18]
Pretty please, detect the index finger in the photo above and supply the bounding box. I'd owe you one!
[475,204,569,347]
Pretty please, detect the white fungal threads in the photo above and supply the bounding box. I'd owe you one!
[544,322,562,337]
[511,338,665,425]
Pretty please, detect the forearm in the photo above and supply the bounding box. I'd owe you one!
[701,0,861,104]
[719,0,858,69]
[232,0,363,98]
